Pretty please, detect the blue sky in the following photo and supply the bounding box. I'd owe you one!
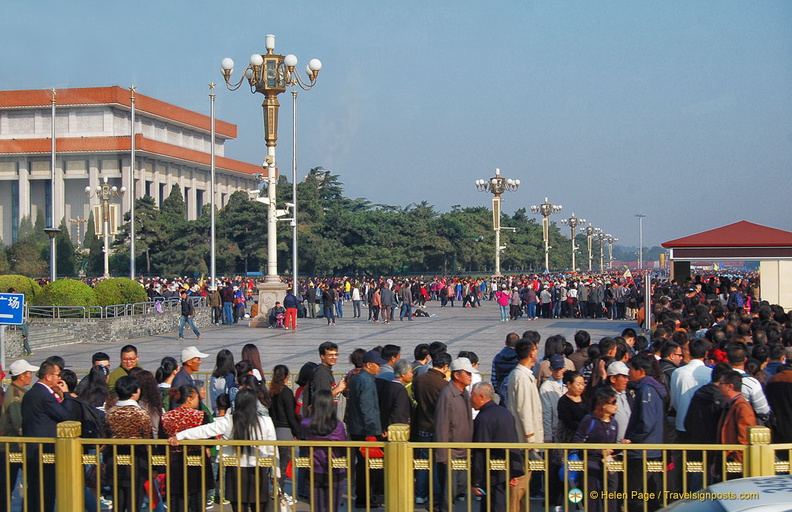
[2,1,790,248]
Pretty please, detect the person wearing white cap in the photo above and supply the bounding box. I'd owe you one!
[606,360,632,441]
[434,357,478,510]
[0,359,38,504]
[170,346,210,404]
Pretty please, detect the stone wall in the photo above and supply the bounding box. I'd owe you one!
[2,304,212,358]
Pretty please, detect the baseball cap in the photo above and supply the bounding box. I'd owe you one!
[362,350,388,365]
[10,359,39,376]
[549,354,565,371]
[181,346,209,362]
[607,361,630,377]
[450,357,479,374]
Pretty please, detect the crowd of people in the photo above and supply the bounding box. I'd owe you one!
[0,271,788,512]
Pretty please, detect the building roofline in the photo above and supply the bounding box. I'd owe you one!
[0,86,237,138]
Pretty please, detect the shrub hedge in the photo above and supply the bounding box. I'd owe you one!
[37,279,96,308]
[0,275,43,303]
[93,278,147,307]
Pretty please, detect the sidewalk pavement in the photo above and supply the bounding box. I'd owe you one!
[15,301,638,375]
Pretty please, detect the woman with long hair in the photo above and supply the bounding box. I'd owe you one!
[574,387,620,512]
[269,365,301,482]
[78,364,111,409]
[161,385,213,511]
[210,349,236,414]
[241,344,265,384]
[156,356,180,410]
[170,388,277,512]
[128,367,165,438]
[301,389,347,512]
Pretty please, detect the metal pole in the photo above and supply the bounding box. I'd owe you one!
[50,89,57,282]
[0,326,5,379]
[129,86,136,280]
[570,226,576,273]
[103,199,110,278]
[291,87,298,296]
[210,84,217,290]
[543,216,550,273]
[493,195,501,276]
[263,94,280,282]
[636,213,646,270]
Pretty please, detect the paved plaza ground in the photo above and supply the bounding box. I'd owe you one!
[23,300,639,375]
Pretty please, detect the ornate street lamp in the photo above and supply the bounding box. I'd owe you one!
[531,198,562,273]
[221,34,321,322]
[85,177,125,278]
[580,224,601,272]
[597,231,607,272]
[560,213,585,272]
[606,234,618,269]
[475,168,520,276]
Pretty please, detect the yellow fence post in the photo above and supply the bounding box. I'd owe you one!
[746,426,773,477]
[385,423,413,512]
[56,420,85,511]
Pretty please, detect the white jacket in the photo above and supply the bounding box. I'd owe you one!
[176,414,276,467]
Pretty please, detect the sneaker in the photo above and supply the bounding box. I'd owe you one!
[197,334,201,339]
[100,497,113,509]
[178,336,184,340]
[206,500,214,509]
[415,496,427,504]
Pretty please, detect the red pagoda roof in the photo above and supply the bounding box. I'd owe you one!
[662,221,792,248]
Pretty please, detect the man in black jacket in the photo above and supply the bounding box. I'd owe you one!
[491,332,520,405]
[178,289,201,340]
[471,382,524,512]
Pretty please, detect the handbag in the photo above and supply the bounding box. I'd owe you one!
[359,436,384,458]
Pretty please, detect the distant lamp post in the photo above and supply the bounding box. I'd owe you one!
[44,227,61,282]
[85,177,125,278]
[560,213,585,272]
[580,224,601,272]
[475,168,520,276]
[531,198,562,273]
[221,34,321,321]
[68,217,87,245]
[606,234,618,269]
[597,231,607,271]
[636,213,646,270]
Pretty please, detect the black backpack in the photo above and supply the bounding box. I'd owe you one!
[72,397,107,438]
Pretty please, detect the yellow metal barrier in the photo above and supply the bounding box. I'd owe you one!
[0,424,778,511]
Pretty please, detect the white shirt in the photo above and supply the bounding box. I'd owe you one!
[176,413,276,467]
[670,359,712,432]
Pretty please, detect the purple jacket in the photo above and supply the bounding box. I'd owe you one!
[301,418,347,474]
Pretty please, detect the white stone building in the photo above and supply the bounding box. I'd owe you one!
[0,86,264,243]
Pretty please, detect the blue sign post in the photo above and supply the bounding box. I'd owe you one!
[0,292,26,377]
[0,293,25,326]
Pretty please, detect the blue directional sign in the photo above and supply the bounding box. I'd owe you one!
[0,293,24,325]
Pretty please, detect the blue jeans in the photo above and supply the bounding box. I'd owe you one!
[552,300,562,318]
[400,303,412,320]
[223,302,233,324]
[179,315,201,338]
[323,305,335,324]
[335,299,344,318]
[415,431,439,500]
[499,304,508,321]
[528,301,537,319]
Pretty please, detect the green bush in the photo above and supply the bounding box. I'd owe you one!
[37,279,95,307]
[0,275,43,303]
[93,278,147,306]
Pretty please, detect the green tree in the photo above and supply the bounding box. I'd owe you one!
[84,211,104,276]
[8,216,47,277]
[55,218,76,276]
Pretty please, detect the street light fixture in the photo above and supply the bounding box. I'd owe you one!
[531,198,562,273]
[606,234,618,269]
[560,213,585,272]
[85,177,125,278]
[475,168,520,276]
[597,231,607,271]
[580,224,601,272]
[221,34,321,320]
[636,213,647,270]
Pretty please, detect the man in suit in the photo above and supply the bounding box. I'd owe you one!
[471,382,524,512]
[21,359,74,512]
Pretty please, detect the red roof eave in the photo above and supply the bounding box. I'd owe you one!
[662,221,792,248]
[0,135,271,178]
